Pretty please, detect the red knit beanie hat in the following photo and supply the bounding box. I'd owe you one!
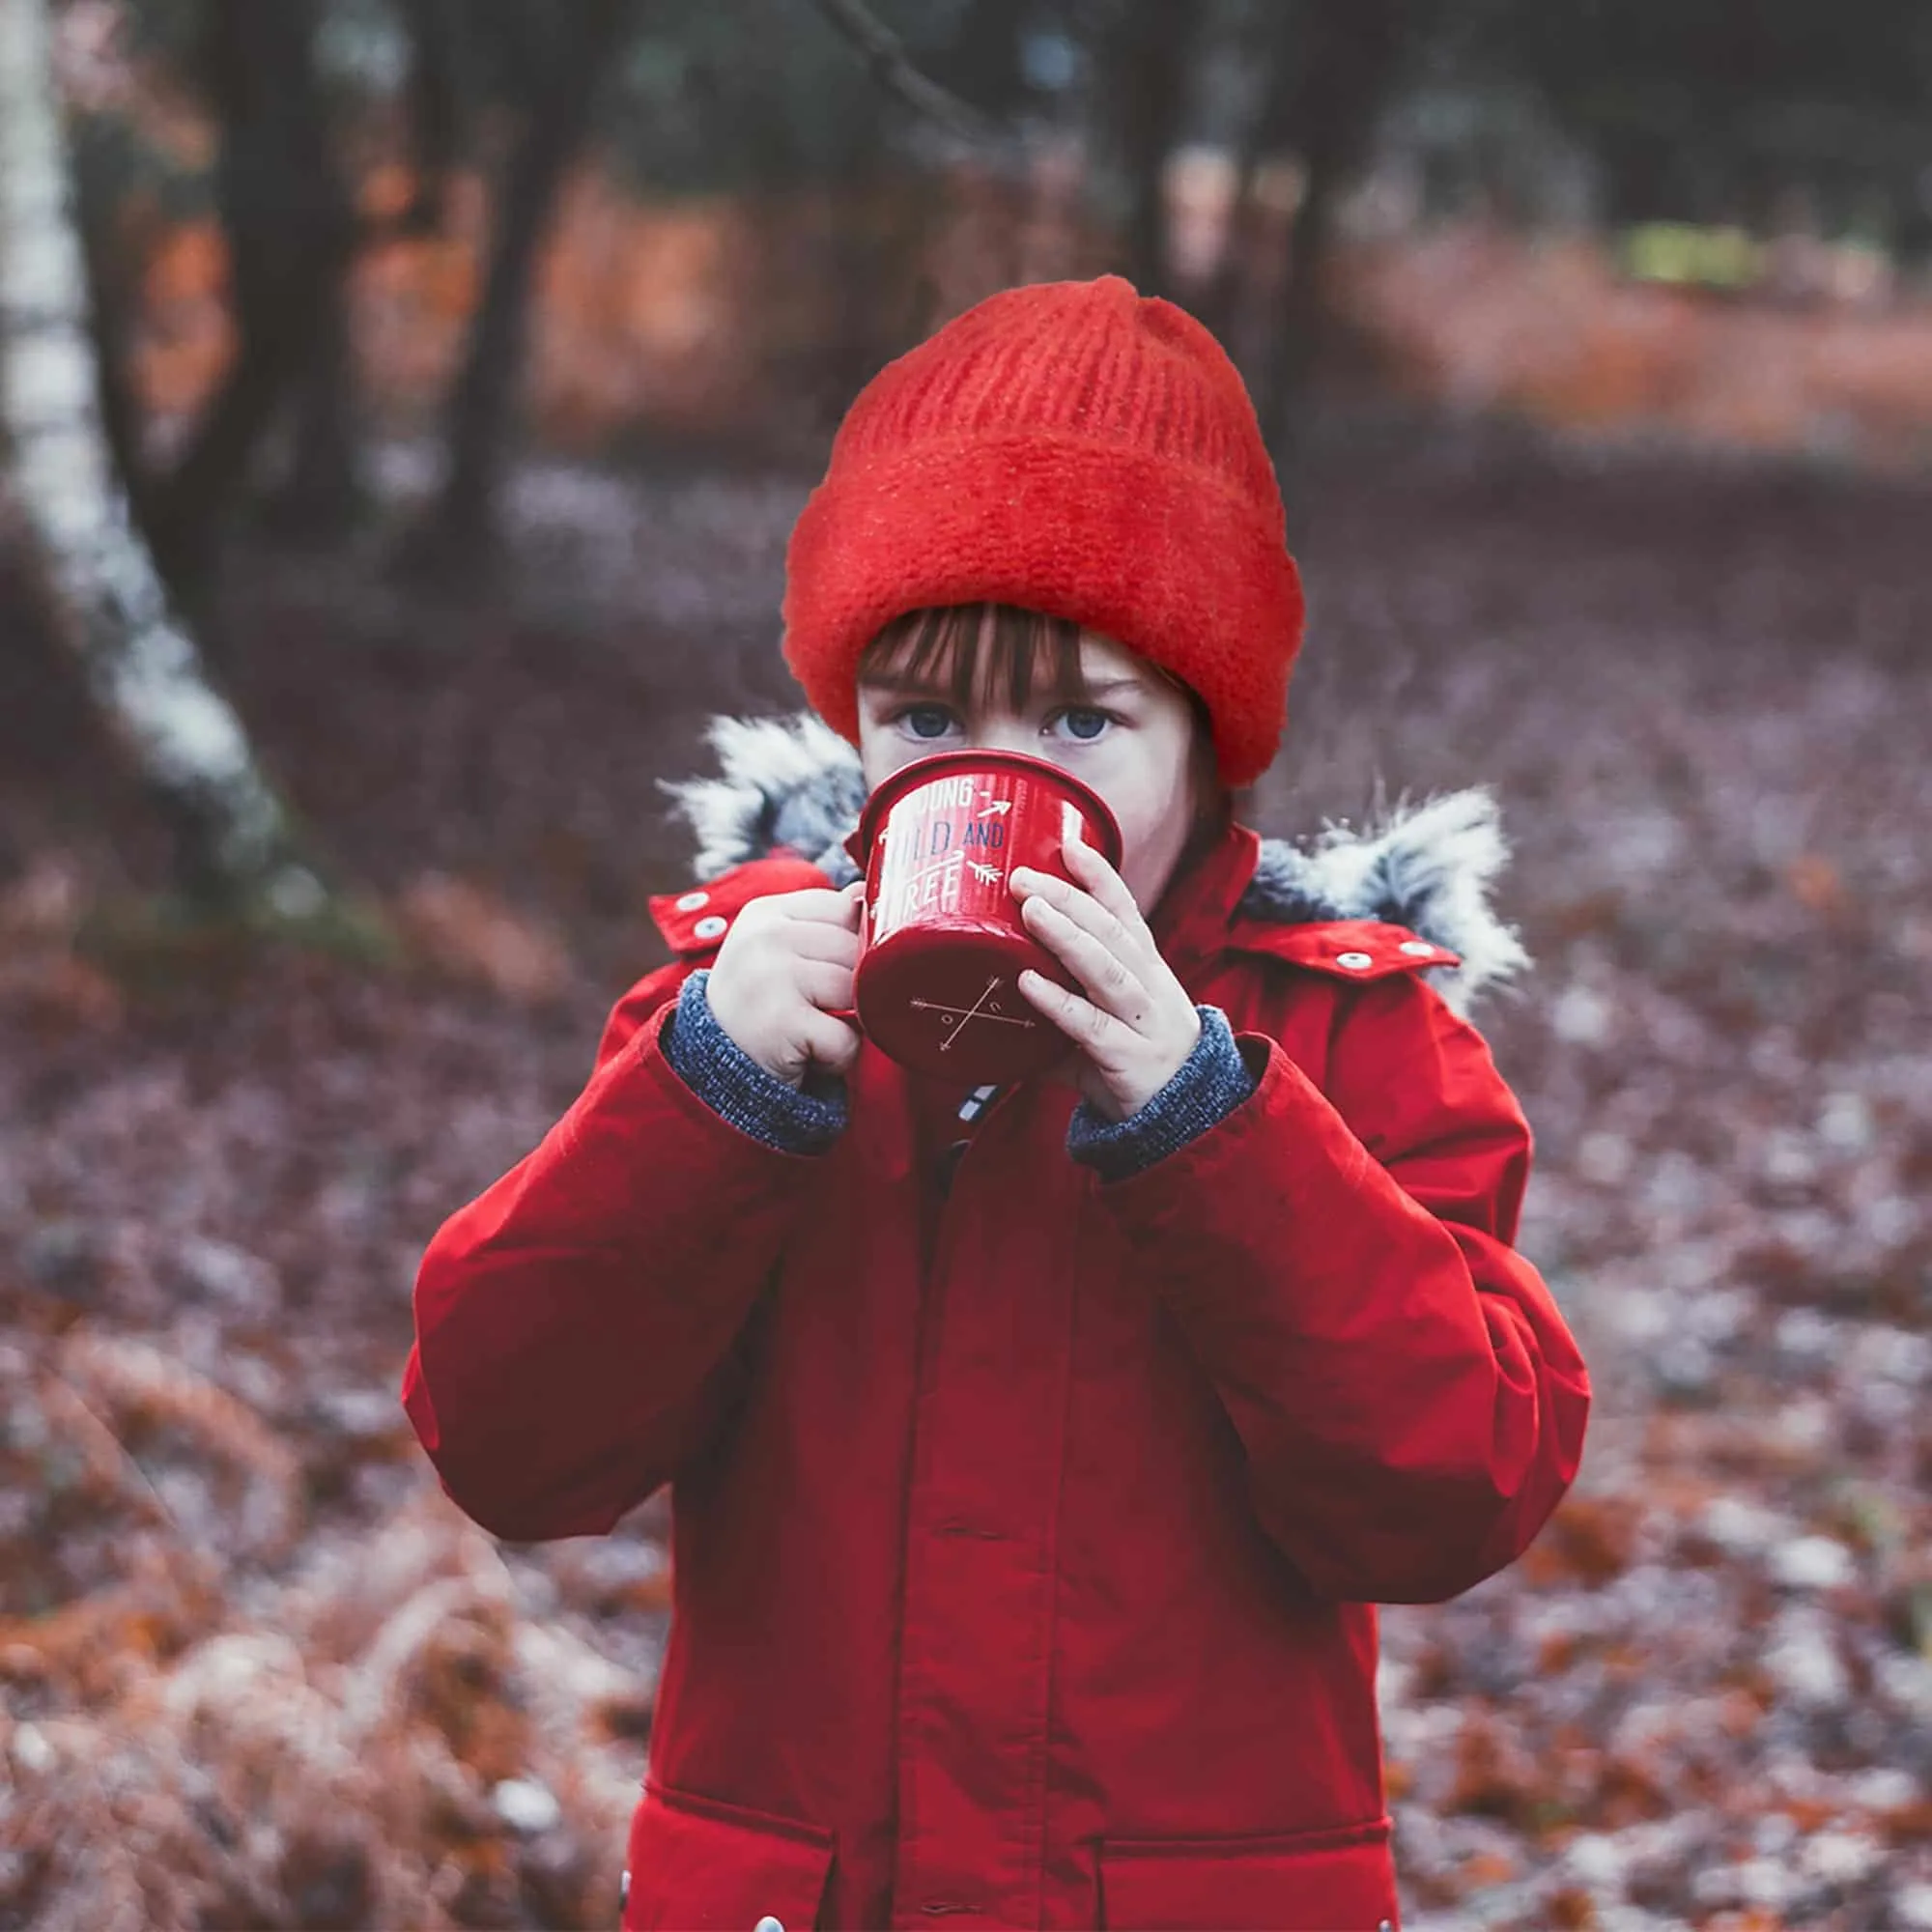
[781,274,1305,788]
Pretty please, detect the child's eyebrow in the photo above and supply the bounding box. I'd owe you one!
[1070,677,1145,699]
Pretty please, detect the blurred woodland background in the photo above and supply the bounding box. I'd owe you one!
[2,0,1931,1927]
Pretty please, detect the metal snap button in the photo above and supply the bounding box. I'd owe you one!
[1398,939,1435,956]
[675,890,710,912]
[694,915,729,941]
[1336,951,1375,969]
[753,1918,785,1932]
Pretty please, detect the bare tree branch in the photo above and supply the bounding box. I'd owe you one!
[808,0,997,143]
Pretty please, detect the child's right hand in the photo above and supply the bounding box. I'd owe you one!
[702,882,866,1088]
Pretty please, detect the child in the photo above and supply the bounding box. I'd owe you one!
[401,275,1591,1932]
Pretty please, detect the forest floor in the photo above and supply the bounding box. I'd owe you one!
[3,421,1931,1930]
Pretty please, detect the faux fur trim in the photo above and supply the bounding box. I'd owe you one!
[662,714,870,885]
[661,713,1530,1013]
[1239,787,1531,1012]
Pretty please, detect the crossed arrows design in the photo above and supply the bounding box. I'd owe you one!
[909,973,1037,1051]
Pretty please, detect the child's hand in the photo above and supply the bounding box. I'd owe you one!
[703,882,866,1088]
[1010,832,1202,1122]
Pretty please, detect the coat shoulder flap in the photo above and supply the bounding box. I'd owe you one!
[648,852,835,958]
[1226,914,1463,984]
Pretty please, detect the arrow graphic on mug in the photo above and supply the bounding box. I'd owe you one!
[911,975,1037,1046]
[976,796,1013,816]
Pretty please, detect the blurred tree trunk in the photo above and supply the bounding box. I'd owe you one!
[413,0,634,569]
[1107,0,1201,299]
[150,0,362,582]
[0,0,326,916]
[1196,4,1301,353]
[1249,0,1412,484]
[266,290,363,542]
[266,0,475,543]
[396,0,469,237]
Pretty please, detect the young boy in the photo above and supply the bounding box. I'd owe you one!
[401,275,1591,1931]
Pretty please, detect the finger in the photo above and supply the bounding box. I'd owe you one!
[1019,897,1151,1026]
[794,959,856,1011]
[800,1009,862,1075]
[1009,866,1138,958]
[787,922,862,968]
[1016,967,1131,1060]
[780,887,867,927]
[1062,828,1151,934]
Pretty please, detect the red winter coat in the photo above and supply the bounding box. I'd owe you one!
[403,785,1590,1932]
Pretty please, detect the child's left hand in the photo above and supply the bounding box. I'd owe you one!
[1010,831,1202,1123]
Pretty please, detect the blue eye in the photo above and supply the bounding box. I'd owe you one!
[900,704,955,740]
[1053,707,1111,742]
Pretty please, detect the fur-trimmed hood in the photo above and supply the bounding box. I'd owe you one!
[662,714,1530,1014]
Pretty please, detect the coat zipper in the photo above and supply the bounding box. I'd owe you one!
[892,1082,981,1916]
[935,1085,1001,1199]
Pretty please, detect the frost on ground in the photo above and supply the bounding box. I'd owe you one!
[2,429,1930,1928]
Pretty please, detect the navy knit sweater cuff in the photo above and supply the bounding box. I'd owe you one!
[661,970,849,1154]
[1065,1005,1256,1183]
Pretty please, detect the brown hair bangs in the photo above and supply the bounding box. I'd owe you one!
[859,604,1209,728]
[859,604,1094,715]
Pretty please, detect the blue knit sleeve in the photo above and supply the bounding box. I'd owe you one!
[660,969,849,1154]
[1065,1005,1257,1183]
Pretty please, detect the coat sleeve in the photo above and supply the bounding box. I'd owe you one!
[398,960,824,1542]
[1091,969,1590,1605]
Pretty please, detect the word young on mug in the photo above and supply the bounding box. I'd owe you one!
[908,773,1015,814]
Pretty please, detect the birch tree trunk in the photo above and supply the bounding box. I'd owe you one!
[0,0,325,916]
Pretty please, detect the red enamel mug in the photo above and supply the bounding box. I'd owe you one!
[838,749,1123,1084]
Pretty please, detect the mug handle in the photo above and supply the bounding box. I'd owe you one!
[825,878,868,1030]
